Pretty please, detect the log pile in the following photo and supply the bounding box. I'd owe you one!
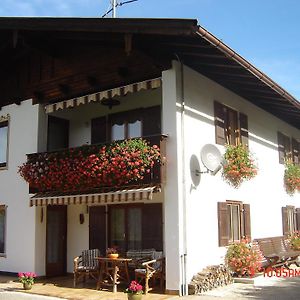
[188,264,233,294]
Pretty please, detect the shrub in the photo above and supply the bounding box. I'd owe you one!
[225,239,262,277]
[287,231,300,251]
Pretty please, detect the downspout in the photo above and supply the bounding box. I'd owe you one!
[174,54,188,296]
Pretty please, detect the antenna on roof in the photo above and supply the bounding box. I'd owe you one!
[102,0,138,18]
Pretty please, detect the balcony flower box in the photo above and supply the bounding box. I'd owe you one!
[19,138,160,192]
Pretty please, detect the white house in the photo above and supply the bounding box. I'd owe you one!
[0,17,299,296]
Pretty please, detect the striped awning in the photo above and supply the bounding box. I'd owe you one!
[30,186,159,207]
[45,78,161,113]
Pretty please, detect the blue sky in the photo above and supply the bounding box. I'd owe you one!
[1,0,300,99]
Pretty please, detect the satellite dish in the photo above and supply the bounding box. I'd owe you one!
[200,144,223,175]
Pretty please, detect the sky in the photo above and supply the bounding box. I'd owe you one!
[1,0,300,99]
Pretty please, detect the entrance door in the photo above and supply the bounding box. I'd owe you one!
[46,205,67,277]
[109,205,142,252]
[89,206,106,256]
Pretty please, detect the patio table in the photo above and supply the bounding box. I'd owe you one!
[96,257,132,293]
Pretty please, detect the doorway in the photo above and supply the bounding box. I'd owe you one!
[46,205,67,277]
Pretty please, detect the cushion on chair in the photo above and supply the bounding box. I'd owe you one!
[81,249,100,270]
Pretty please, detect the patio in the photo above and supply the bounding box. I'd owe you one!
[0,275,172,300]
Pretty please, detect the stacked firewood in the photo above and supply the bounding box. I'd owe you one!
[188,264,233,294]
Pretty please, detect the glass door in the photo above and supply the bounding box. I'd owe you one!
[109,205,142,252]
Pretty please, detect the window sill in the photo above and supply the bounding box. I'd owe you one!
[0,253,6,258]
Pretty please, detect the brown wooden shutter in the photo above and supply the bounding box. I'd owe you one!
[282,207,289,236]
[218,202,229,246]
[214,101,226,145]
[277,132,285,164]
[142,203,163,250]
[142,106,161,137]
[243,204,251,240]
[89,206,106,255]
[239,113,249,147]
[91,116,107,144]
[292,138,299,165]
[296,208,300,231]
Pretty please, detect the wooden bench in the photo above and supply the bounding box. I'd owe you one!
[253,236,300,268]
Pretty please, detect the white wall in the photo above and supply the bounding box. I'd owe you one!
[178,64,300,283]
[0,100,40,273]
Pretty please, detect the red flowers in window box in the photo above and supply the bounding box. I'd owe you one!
[222,144,258,188]
[18,139,160,192]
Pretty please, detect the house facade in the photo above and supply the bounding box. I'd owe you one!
[0,18,300,296]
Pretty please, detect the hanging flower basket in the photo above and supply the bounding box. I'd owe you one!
[284,162,300,195]
[222,144,258,188]
[18,138,160,192]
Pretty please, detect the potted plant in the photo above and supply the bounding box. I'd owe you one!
[18,138,160,192]
[284,162,300,195]
[222,144,258,188]
[287,231,300,251]
[106,247,119,259]
[18,272,37,290]
[125,280,143,300]
[225,239,262,277]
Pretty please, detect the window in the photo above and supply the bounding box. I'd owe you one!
[91,106,161,144]
[110,111,142,141]
[282,206,300,235]
[214,101,248,146]
[0,205,6,254]
[218,201,251,247]
[0,120,8,168]
[277,132,299,164]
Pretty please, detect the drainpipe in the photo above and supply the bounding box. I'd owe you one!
[174,54,188,296]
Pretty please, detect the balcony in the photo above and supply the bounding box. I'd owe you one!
[20,135,166,194]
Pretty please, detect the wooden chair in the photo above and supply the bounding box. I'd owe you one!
[135,251,165,294]
[73,249,100,287]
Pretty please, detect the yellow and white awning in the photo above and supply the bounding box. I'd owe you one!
[30,186,159,207]
[45,78,161,114]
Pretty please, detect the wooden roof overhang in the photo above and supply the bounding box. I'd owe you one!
[0,17,299,129]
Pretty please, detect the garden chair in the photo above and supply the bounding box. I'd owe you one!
[73,248,100,287]
[135,251,165,294]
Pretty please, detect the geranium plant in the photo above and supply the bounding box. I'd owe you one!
[18,138,160,192]
[18,272,37,285]
[125,280,143,294]
[284,162,300,195]
[222,144,258,188]
[106,247,118,255]
[225,239,262,277]
[287,231,300,251]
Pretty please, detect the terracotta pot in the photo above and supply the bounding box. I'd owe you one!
[127,293,142,300]
[107,253,119,259]
[23,282,32,290]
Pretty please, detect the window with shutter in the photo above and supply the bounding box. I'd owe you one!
[277,131,295,164]
[218,201,251,246]
[282,206,297,235]
[214,101,248,147]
